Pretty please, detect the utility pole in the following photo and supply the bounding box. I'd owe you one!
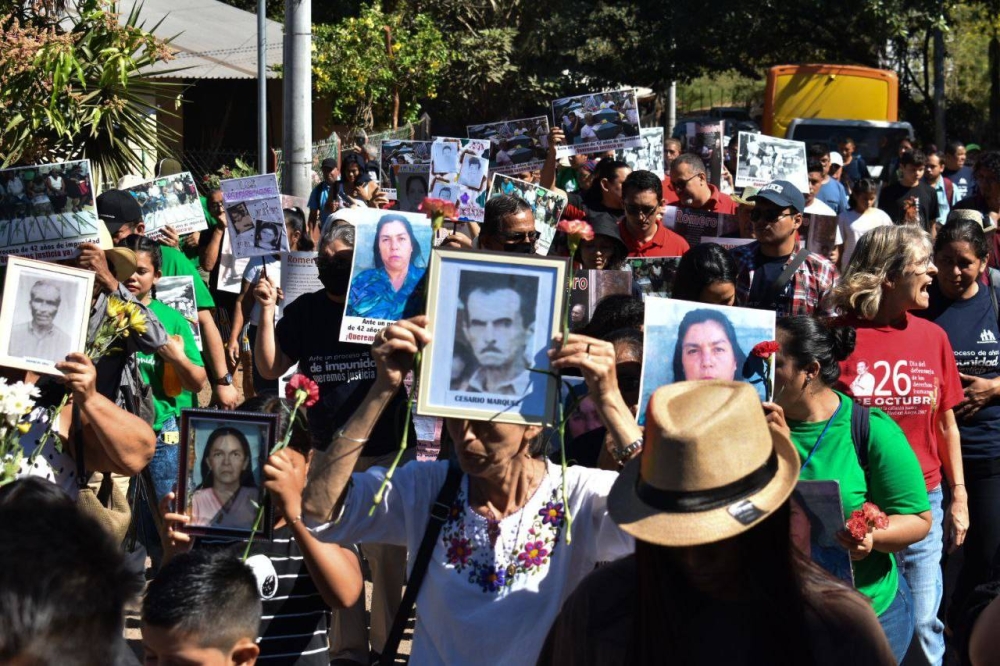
[257,0,267,174]
[282,0,312,198]
[933,3,946,149]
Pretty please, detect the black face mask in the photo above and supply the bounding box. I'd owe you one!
[316,256,351,295]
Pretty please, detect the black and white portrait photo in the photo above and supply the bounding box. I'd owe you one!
[0,257,94,375]
[254,219,284,252]
[431,141,459,175]
[418,248,568,426]
[227,201,254,234]
[397,168,430,213]
[460,156,486,190]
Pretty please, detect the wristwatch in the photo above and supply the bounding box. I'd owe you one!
[214,373,234,387]
[611,437,643,467]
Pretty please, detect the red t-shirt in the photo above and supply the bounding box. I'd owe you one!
[618,219,690,257]
[661,181,739,215]
[834,313,963,490]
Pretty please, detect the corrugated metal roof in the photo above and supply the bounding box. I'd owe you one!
[123,0,285,80]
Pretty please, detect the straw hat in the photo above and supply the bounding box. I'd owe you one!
[947,208,996,233]
[95,220,138,282]
[731,186,759,206]
[608,381,800,547]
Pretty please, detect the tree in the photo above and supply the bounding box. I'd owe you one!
[0,0,179,181]
[312,4,450,130]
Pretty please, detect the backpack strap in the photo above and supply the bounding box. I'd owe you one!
[379,459,464,665]
[850,401,872,491]
[764,248,811,310]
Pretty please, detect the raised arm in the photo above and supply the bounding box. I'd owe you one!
[302,317,429,522]
[252,277,295,380]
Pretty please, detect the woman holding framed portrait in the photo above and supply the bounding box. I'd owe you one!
[301,316,641,665]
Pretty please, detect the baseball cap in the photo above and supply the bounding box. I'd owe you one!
[96,189,143,233]
[829,151,844,167]
[321,158,337,170]
[748,180,806,213]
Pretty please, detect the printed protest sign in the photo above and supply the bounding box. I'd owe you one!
[219,174,289,260]
[616,127,666,178]
[468,116,550,176]
[339,209,433,344]
[487,174,567,255]
[735,132,808,193]
[395,165,431,214]
[552,89,642,158]
[157,275,202,350]
[429,138,491,222]
[215,229,250,294]
[379,140,432,190]
[0,159,100,264]
[280,251,321,317]
[711,236,756,253]
[662,207,740,247]
[123,172,206,241]
[626,257,681,300]
[638,297,776,425]
[569,270,633,329]
[793,480,855,586]
[680,121,724,187]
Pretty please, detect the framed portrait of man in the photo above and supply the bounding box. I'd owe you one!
[0,256,94,375]
[417,248,568,426]
[176,409,277,540]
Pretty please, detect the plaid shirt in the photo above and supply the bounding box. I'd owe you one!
[730,242,838,317]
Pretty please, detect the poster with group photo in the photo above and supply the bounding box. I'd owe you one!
[379,140,432,191]
[219,174,289,260]
[638,297,776,425]
[417,248,568,426]
[0,159,100,264]
[339,209,433,344]
[681,121,724,187]
[468,116,550,176]
[123,172,206,241]
[487,174,567,255]
[626,257,681,301]
[429,137,491,222]
[616,127,666,178]
[280,251,322,317]
[552,89,642,158]
[735,132,808,193]
[569,270,633,329]
[157,275,202,351]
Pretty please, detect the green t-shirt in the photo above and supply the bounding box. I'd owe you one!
[788,391,930,616]
[159,244,215,309]
[137,299,204,432]
[556,167,579,193]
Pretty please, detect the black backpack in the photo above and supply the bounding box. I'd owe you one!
[849,400,872,490]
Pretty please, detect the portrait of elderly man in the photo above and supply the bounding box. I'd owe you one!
[10,278,73,363]
[452,270,538,395]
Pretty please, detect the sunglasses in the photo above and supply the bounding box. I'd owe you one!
[624,203,659,219]
[503,230,540,243]
[749,208,793,223]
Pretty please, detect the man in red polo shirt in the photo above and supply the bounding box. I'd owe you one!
[618,170,690,257]
[663,153,739,214]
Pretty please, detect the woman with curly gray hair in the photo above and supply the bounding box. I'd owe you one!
[830,223,967,665]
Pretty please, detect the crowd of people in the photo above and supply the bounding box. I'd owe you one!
[4,126,1000,666]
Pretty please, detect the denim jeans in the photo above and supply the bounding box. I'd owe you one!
[132,415,180,572]
[878,567,914,663]
[898,485,944,666]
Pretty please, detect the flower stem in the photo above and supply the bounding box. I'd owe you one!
[369,351,420,517]
[242,393,307,561]
[34,393,69,456]
[558,251,576,543]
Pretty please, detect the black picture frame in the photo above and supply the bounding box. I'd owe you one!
[177,408,278,540]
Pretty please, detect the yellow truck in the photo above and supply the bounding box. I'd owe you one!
[762,64,899,139]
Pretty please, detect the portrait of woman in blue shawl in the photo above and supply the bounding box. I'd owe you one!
[345,213,426,320]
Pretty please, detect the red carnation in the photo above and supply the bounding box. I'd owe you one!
[557,218,595,243]
[418,197,458,220]
[845,502,889,541]
[751,340,780,359]
[286,374,320,408]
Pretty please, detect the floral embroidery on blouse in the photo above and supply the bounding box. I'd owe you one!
[441,484,565,593]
